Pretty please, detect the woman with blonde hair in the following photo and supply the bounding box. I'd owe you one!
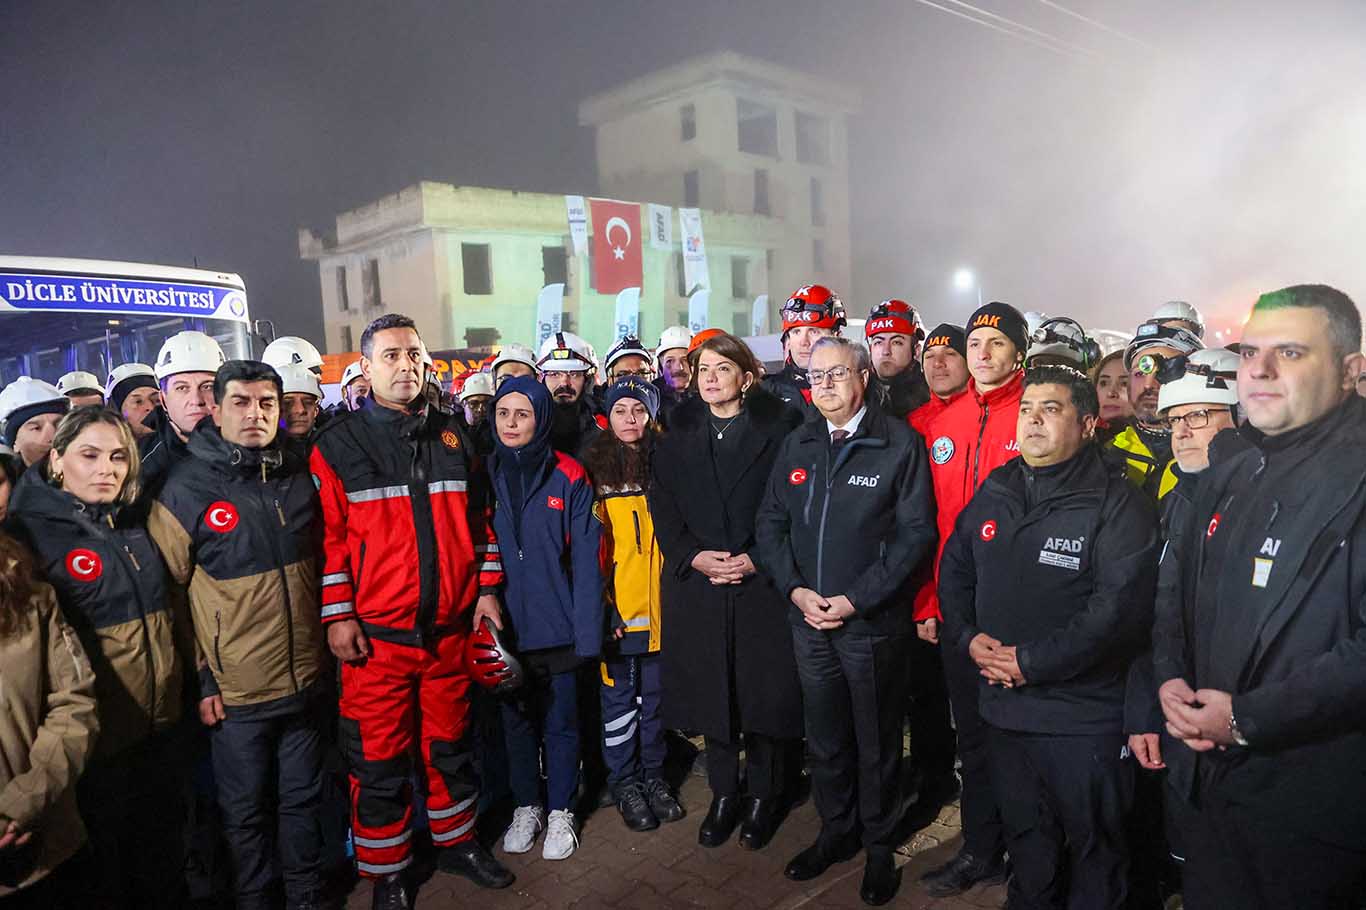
[8,406,185,908]
[0,530,98,905]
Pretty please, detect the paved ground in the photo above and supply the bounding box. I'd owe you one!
[340,768,1005,910]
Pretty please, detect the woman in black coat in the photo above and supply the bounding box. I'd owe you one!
[649,331,804,852]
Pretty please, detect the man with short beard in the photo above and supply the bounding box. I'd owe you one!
[651,326,693,421]
[536,332,606,455]
[865,299,929,419]
[1107,322,1203,500]
[140,330,227,503]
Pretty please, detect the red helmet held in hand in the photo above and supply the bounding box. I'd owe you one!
[465,617,524,694]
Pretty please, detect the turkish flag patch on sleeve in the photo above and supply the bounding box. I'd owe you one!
[547,496,565,511]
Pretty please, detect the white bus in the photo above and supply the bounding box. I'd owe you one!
[0,256,253,385]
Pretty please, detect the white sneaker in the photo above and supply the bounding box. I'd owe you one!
[541,809,578,861]
[502,805,544,854]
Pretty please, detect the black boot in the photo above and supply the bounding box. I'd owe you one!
[859,851,901,906]
[645,775,685,823]
[920,849,1006,897]
[783,837,861,882]
[737,796,781,850]
[437,839,515,889]
[697,793,741,847]
[371,873,411,910]
[614,780,660,832]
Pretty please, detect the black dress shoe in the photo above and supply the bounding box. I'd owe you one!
[783,838,861,882]
[371,873,411,910]
[920,849,1006,897]
[437,839,515,889]
[697,794,741,847]
[737,796,780,850]
[859,852,901,906]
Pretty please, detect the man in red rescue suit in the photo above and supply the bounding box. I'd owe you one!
[762,284,846,410]
[310,314,512,910]
[917,301,1029,898]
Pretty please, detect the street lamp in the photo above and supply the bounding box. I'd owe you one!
[953,268,983,308]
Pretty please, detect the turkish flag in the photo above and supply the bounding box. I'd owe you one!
[590,199,642,294]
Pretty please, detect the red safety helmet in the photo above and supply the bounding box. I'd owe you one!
[865,299,926,342]
[781,284,846,335]
[465,618,525,694]
[687,327,726,356]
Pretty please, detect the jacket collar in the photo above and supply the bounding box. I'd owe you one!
[187,420,291,477]
[10,460,122,528]
[969,370,1024,408]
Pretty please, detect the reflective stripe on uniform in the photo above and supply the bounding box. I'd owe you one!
[321,601,354,617]
[357,856,413,875]
[322,572,351,586]
[353,829,413,849]
[430,817,476,843]
[604,709,637,732]
[623,616,651,629]
[346,485,409,503]
[427,480,468,495]
[427,794,477,819]
[605,721,638,748]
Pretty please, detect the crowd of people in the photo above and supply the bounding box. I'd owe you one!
[0,280,1363,910]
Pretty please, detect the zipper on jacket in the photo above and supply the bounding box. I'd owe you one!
[121,541,157,732]
[972,403,989,490]
[214,610,225,673]
[268,494,300,695]
[632,510,642,554]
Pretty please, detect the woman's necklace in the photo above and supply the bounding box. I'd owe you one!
[709,412,741,440]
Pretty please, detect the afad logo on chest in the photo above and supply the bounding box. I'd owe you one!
[1038,535,1084,571]
[65,548,103,582]
[205,501,240,534]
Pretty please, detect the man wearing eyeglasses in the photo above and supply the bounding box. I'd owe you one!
[756,336,936,906]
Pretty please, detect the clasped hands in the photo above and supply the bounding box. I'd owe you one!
[790,588,855,630]
[969,633,1025,688]
[692,550,756,586]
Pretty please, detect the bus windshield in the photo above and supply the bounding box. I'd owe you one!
[0,256,252,385]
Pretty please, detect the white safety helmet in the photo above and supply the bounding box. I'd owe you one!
[262,336,324,373]
[1150,301,1205,339]
[56,370,104,398]
[154,331,226,382]
[491,343,538,375]
[277,363,323,400]
[339,360,365,389]
[1125,322,1204,372]
[459,371,495,401]
[0,377,67,437]
[1023,311,1049,338]
[656,326,692,362]
[1157,348,1240,415]
[105,363,156,398]
[1027,317,1099,369]
[536,331,596,373]
[604,336,653,373]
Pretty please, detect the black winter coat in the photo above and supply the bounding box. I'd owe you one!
[940,444,1159,735]
[755,407,937,637]
[1152,395,1366,847]
[868,367,930,420]
[649,390,805,741]
[761,362,813,412]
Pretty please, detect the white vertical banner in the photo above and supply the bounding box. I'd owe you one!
[750,294,770,336]
[687,289,711,335]
[678,207,710,293]
[565,195,588,257]
[647,203,673,251]
[534,283,565,352]
[614,287,641,340]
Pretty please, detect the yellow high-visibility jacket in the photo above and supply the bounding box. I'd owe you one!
[1107,425,1179,500]
[595,484,662,655]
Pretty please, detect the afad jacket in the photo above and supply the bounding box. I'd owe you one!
[488,377,603,658]
[596,482,663,655]
[1107,424,1179,500]
[939,444,1159,735]
[756,406,938,637]
[920,372,1024,621]
[9,470,182,760]
[0,583,98,897]
[310,402,502,646]
[148,424,324,717]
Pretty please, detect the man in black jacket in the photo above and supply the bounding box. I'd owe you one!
[1154,285,1366,909]
[865,299,930,419]
[940,364,1159,910]
[757,336,937,906]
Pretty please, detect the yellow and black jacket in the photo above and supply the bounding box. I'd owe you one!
[595,483,662,655]
[9,470,183,759]
[1107,424,1179,500]
[148,424,323,717]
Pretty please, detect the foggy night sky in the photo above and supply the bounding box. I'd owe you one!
[3,0,1364,344]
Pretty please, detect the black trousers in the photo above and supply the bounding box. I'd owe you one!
[705,732,791,799]
[210,706,324,909]
[790,624,908,853]
[69,729,186,909]
[989,727,1133,910]
[1177,786,1366,910]
[943,646,1004,860]
[905,635,956,781]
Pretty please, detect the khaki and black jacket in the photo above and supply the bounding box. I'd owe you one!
[0,582,98,896]
[9,468,183,759]
[148,424,323,717]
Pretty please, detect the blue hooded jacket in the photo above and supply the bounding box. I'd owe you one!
[489,376,603,658]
